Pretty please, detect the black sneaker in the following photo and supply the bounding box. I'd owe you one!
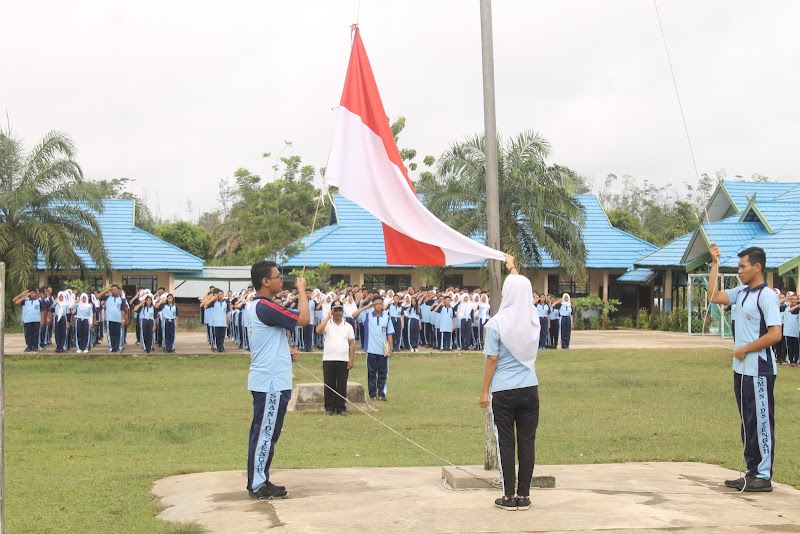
[249,483,288,500]
[265,480,286,492]
[325,410,334,416]
[338,411,348,417]
[743,476,772,492]
[724,477,745,490]
[377,395,387,402]
[515,496,531,510]
[495,496,517,511]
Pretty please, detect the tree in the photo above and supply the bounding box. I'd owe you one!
[0,127,110,289]
[87,177,157,232]
[418,130,587,279]
[155,221,211,259]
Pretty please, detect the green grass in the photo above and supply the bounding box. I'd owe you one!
[7,348,800,532]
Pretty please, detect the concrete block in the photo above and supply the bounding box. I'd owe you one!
[442,465,555,489]
[287,382,375,412]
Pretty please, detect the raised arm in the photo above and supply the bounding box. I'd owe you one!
[708,243,730,305]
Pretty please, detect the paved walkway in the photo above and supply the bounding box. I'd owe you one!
[152,462,800,533]
[1,329,732,355]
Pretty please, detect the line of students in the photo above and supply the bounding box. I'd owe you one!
[15,284,180,354]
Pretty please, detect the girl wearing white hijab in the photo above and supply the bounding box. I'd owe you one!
[558,293,573,349]
[476,294,491,350]
[479,255,540,512]
[72,293,95,353]
[53,291,71,353]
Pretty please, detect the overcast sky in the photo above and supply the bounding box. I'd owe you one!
[4,1,799,221]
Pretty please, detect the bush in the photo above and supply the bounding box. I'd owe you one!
[636,308,650,329]
[613,316,635,328]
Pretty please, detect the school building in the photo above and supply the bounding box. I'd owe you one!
[35,199,204,296]
[282,194,659,316]
[635,180,800,311]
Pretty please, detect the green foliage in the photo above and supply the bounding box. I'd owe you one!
[62,278,94,294]
[87,176,157,232]
[419,131,587,280]
[0,126,111,291]
[289,262,333,291]
[636,308,650,329]
[156,221,211,259]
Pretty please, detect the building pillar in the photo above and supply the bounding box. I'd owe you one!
[356,271,364,287]
[542,272,549,296]
[168,273,175,293]
[602,270,609,302]
[664,269,673,311]
[767,271,775,289]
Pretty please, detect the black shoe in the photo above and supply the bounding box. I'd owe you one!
[494,496,517,511]
[743,475,772,492]
[265,480,286,492]
[370,396,377,401]
[724,477,745,490]
[249,483,287,500]
[338,411,348,417]
[325,410,334,416]
[515,496,531,510]
[377,396,387,401]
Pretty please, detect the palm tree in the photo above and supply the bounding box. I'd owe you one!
[418,130,587,279]
[0,127,110,289]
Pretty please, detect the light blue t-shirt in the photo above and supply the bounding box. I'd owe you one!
[536,303,549,318]
[21,297,42,324]
[248,298,299,392]
[559,304,572,317]
[139,306,155,321]
[782,306,799,338]
[438,306,454,331]
[484,327,538,393]
[206,300,228,327]
[420,303,431,323]
[160,305,178,320]
[105,296,124,323]
[73,303,94,320]
[405,306,420,321]
[364,312,394,355]
[387,304,403,319]
[725,284,781,376]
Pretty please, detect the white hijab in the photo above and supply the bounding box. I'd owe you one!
[484,274,540,371]
[77,293,93,313]
[56,292,68,320]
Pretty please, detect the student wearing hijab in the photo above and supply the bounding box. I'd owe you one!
[158,294,179,353]
[134,295,156,353]
[476,294,491,350]
[479,254,540,511]
[53,291,71,353]
[457,293,474,350]
[72,293,95,353]
[405,297,421,352]
[558,293,574,349]
[387,294,404,351]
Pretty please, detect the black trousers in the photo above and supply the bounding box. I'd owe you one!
[108,321,122,351]
[214,326,226,351]
[786,336,799,364]
[322,360,350,413]
[24,322,40,350]
[164,319,176,351]
[561,318,572,348]
[492,386,539,497]
[734,373,775,479]
[141,319,154,352]
[76,318,90,351]
[549,320,560,348]
[302,324,314,351]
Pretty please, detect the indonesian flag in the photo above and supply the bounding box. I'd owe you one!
[326,26,505,266]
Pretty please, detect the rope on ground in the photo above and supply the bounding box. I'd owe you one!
[294,359,501,489]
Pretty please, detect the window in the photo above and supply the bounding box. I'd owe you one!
[556,275,589,297]
[122,275,158,294]
[442,274,463,289]
[330,274,351,286]
[47,275,105,292]
[364,274,412,291]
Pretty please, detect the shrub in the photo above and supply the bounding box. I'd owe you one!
[636,308,650,329]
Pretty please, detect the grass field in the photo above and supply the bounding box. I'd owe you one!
[7,348,800,532]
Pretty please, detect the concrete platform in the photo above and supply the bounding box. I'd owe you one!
[442,465,555,489]
[151,462,800,533]
[287,382,374,412]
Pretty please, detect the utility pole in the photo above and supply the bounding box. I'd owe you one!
[480,0,500,470]
[0,263,6,533]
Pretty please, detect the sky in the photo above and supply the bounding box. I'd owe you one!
[4,1,800,222]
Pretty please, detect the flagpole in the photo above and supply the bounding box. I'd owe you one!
[479,0,500,471]
[0,262,5,533]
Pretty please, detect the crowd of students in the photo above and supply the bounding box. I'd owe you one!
[13,285,180,354]
[195,283,576,354]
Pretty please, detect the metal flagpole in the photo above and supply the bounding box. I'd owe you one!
[0,262,5,533]
[479,0,500,471]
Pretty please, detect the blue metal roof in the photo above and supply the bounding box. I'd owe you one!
[617,268,656,284]
[722,181,799,211]
[637,181,800,272]
[284,193,657,270]
[36,199,204,272]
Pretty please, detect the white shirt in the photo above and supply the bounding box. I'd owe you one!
[322,319,355,362]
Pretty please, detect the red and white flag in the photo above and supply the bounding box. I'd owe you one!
[326,26,505,266]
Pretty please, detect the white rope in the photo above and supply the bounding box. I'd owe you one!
[294,359,501,488]
[653,0,746,488]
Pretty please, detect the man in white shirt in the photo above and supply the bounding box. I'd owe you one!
[316,300,355,415]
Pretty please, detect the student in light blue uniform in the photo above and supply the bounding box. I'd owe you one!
[535,295,550,350]
[434,297,455,351]
[134,295,156,353]
[158,294,179,353]
[557,294,573,349]
[202,290,230,352]
[709,244,782,492]
[71,293,95,353]
[479,255,540,511]
[405,297,421,352]
[14,287,43,352]
[52,292,71,353]
[101,285,127,353]
[547,296,560,349]
[782,294,799,366]
[353,296,394,400]
[246,260,310,500]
